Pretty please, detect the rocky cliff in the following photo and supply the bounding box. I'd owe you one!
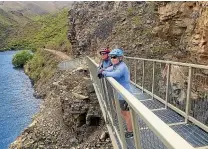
[68,1,208,64]
[155,2,208,65]
[68,1,174,59]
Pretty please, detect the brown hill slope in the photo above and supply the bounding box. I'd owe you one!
[0,1,72,17]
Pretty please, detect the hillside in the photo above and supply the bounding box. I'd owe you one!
[1,9,71,54]
[0,1,72,50]
[0,1,72,17]
[0,8,29,49]
[7,9,71,54]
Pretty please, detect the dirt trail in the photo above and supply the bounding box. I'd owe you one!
[44,49,71,60]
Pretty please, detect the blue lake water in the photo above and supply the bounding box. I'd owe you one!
[0,51,41,149]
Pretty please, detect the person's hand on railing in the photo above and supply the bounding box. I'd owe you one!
[97,73,104,79]
[98,68,104,74]
[97,70,109,79]
[97,68,104,79]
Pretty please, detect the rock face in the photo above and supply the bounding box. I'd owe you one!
[154,2,208,65]
[68,1,208,63]
[68,1,175,59]
[191,2,208,64]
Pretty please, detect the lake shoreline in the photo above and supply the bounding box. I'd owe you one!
[0,51,41,149]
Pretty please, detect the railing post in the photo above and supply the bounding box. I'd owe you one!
[165,64,171,109]
[113,89,127,149]
[99,79,104,100]
[185,66,193,123]
[152,61,155,99]
[142,60,145,93]
[134,59,137,84]
[130,108,142,149]
[64,61,66,70]
[127,59,131,77]
[102,79,110,123]
[98,79,108,121]
[103,78,115,126]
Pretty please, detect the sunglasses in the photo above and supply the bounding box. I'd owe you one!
[100,53,107,55]
[110,56,118,59]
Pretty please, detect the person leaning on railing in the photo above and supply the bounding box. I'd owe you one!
[97,48,133,138]
[97,48,112,78]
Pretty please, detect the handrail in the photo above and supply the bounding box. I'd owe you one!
[87,56,194,149]
[125,56,208,70]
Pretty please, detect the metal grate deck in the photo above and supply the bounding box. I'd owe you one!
[122,84,208,148]
[153,108,184,124]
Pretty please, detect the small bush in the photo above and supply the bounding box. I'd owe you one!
[25,50,58,82]
[12,50,33,67]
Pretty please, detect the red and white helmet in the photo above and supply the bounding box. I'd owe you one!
[99,48,110,54]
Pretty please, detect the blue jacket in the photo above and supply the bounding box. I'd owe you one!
[102,61,131,100]
[99,58,112,69]
[98,58,112,73]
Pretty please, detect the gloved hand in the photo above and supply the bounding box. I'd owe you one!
[99,68,104,73]
[97,73,104,79]
[102,71,107,76]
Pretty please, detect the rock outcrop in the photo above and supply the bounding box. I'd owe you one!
[68,1,175,59]
[155,2,208,64]
[68,1,208,64]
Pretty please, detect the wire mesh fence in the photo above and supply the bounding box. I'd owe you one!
[138,116,167,149]
[190,68,208,125]
[123,57,135,81]
[167,65,188,112]
[152,62,166,100]
[136,60,144,87]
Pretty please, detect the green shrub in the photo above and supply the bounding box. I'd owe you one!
[12,50,33,67]
[25,50,58,82]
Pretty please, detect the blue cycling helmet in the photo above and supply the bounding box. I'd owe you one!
[109,48,123,57]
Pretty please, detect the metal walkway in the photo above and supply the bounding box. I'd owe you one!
[130,85,208,148]
[87,56,208,149]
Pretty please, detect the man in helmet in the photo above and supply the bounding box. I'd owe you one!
[97,48,112,78]
[99,48,133,138]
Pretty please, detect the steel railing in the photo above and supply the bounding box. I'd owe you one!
[86,56,194,149]
[124,56,208,133]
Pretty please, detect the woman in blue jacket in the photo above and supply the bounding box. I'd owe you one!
[97,48,112,76]
[101,48,133,138]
